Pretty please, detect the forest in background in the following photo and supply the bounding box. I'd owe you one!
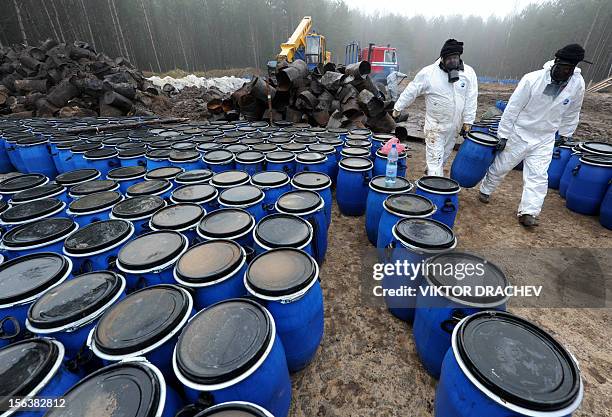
[1,0,610,84]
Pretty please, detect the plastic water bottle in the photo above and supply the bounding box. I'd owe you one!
[385,143,398,186]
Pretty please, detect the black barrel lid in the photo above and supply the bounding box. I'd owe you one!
[255,214,311,249]
[280,143,306,153]
[146,149,171,159]
[296,152,325,163]
[204,149,233,163]
[267,136,292,145]
[375,148,407,159]
[70,180,118,196]
[2,217,77,248]
[394,218,455,250]
[108,165,146,180]
[172,142,197,151]
[457,311,581,411]
[211,170,250,188]
[345,139,371,148]
[146,166,183,180]
[327,127,348,134]
[265,151,294,162]
[425,252,509,305]
[195,402,270,416]
[339,157,373,171]
[292,172,331,189]
[172,184,217,203]
[295,131,316,138]
[251,171,289,188]
[241,137,265,146]
[251,143,278,153]
[94,285,190,356]
[350,129,371,136]
[150,203,204,230]
[0,173,47,193]
[0,253,69,305]
[55,169,100,186]
[112,195,166,219]
[384,194,435,216]
[294,136,317,145]
[175,240,244,284]
[0,198,63,223]
[176,169,213,184]
[318,137,343,147]
[175,299,271,385]
[369,176,412,193]
[44,361,162,417]
[84,148,118,159]
[11,183,65,203]
[417,176,460,193]
[126,179,171,197]
[218,185,263,206]
[64,220,132,255]
[341,147,370,158]
[580,154,612,166]
[308,144,334,154]
[581,141,612,155]
[238,126,257,133]
[0,339,60,403]
[69,191,122,214]
[0,200,7,214]
[119,147,147,158]
[118,231,186,271]
[467,131,499,146]
[71,142,101,153]
[149,141,172,150]
[17,136,47,146]
[170,150,200,162]
[372,133,394,142]
[276,190,321,213]
[56,139,81,150]
[197,143,221,153]
[27,271,123,329]
[198,208,254,238]
[235,151,265,163]
[247,248,316,296]
[226,144,249,154]
[102,137,130,147]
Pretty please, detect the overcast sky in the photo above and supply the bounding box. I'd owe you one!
[343,0,547,18]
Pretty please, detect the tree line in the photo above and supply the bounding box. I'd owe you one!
[1,0,610,84]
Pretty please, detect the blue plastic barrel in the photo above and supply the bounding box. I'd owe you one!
[328,127,349,142]
[294,152,328,176]
[173,298,292,417]
[66,191,124,228]
[46,359,181,417]
[171,184,219,213]
[245,248,323,372]
[450,132,499,188]
[197,208,256,248]
[600,185,612,230]
[69,142,102,170]
[415,176,461,228]
[63,219,134,275]
[235,151,265,176]
[0,198,66,230]
[377,194,437,249]
[250,171,290,215]
[566,155,612,215]
[16,136,58,178]
[117,231,189,290]
[218,185,266,222]
[0,138,15,174]
[275,190,327,265]
[436,311,583,417]
[384,218,456,322]
[0,173,48,200]
[149,203,204,243]
[205,149,235,173]
[107,165,147,193]
[174,239,248,309]
[1,217,78,259]
[175,169,214,186]
[0,339,80,409]
[373,149,408,178]
[290,172,333,229]
[0,253,73,343]
[5,136,27,173]
[83,148,120,179]
[170,150,202,171]
[52,139,80,173]
[308,144,337,180]
[337,157,374,216]
[365,176,413,245]
[253,214,313,257]
[560,141,612,198]
[548,143,575,189]
[371,133,395,158]
[413,253,508,378]
[126,179,173,200]
[118,147,148,168]
[110,195,166,236]
[89,284,194,377]
[26,271,126,360]
[9,183,69,206]
[146,149,172,170]
[210,170,251,190]
[69,179,119,199]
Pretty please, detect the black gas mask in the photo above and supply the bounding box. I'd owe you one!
[551,60,575,83]
[440,54,463,83]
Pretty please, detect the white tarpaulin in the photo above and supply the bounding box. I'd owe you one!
[147,74,248,93]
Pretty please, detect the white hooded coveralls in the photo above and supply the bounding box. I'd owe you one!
[386,71,408,101]
[393,59,478,176]
[480,60,585,217]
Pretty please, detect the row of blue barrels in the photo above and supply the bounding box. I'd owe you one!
[0,167,337,416]
[548,140,612,228]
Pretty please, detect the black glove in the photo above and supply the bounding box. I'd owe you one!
[555,135,569,147]
[496,138,507,152]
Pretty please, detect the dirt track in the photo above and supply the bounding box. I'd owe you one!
[289,86,612,416]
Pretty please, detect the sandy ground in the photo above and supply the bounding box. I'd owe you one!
[289,85,612,416]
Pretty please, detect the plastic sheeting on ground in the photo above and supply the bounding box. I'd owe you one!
[147,74,248,94]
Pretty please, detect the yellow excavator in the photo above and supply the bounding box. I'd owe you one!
[268,16,331,74]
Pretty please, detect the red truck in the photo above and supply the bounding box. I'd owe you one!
[345,42,399,84]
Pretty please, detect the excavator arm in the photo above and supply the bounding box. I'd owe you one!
[277,16,313,63]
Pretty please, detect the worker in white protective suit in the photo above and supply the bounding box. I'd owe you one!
[392,39,478,176]
[387,71,408,101]
[479,44,588,228]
